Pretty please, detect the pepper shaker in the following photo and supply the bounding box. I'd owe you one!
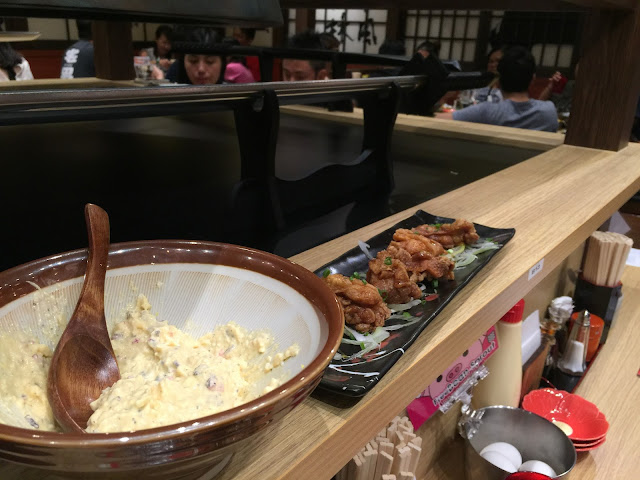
[557,310,591,376]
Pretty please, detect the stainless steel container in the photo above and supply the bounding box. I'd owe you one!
[459,405,576,480]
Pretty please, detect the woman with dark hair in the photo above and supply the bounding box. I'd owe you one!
[473,46,505,103]
[416,40,441,59]
[167,27,226,85]
[0,42,33,81]
[140,24,174,74]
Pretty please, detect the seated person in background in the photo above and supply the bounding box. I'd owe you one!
[283,31,352,111]
[233,27,260,81]
[417,39,462,71]
[233,27,253,46]
[368,40,406,78]
[473,46,504,103]
[169,28,226,85]
[319,32,340,52]
[61,20,95,79]
[538,63,577,115]
[0,42,33,81]
[436,45,558,132]
[282,31,330,82]
[416,40,440,59]
[140,25,173,74]
[222,37,255,84]
[379,39,406,56]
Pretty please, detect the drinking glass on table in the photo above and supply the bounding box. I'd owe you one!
[455,90,475,110]
[134,56,153,81]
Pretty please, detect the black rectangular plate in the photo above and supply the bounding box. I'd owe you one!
[315,210,515,398]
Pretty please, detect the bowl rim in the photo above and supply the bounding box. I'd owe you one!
[469,405,577,477]
[0,239,344,447]
[522,388,605,419]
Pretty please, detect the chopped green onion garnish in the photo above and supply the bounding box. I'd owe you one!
[384,256,392,265]
[349,272,366,285]
[432,280,439,288]
[402,312,412,319]
[421,299,427,305]
[323,269,330,278]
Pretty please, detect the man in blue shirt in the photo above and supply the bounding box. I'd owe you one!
[437,46,558,132]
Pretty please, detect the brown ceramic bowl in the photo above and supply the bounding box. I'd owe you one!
[0,241,343,479]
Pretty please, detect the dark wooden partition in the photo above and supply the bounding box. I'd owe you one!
[92,21,135,81]
[565,7,640,150]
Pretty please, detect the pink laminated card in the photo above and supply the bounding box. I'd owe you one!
[407,326,498,430]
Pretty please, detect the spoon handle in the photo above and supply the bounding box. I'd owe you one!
[74,204,110,333]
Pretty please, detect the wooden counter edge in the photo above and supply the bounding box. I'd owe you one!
[0,77,140,91]
[280,105,564,152]
[214,144,640,480]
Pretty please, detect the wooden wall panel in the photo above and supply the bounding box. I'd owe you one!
[92,21,135,81]
[19,49,64,79]
[565,7,640,150]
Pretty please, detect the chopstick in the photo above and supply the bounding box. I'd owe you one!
[582,231,633,287]
[336,415,422,480]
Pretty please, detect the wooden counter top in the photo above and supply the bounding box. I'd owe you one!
[281,105,565,152]
[0,77,139,91]
[217,142,640,480]
[570,265,640,479]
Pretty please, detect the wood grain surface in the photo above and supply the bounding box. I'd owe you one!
[93,21,135,81]
[569,265,640,479]
[565,7,640,151]
[214,143,640,480]
[0,78,140,91]
[281,105,564,152]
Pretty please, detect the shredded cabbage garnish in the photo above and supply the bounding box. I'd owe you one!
[383,318,421,331]
[387,298,422,312]
[337,326,390,361]
[467,240,501,255]
[447,238,500,270]
[358,240,375,260]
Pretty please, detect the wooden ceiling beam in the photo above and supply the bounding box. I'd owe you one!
[280,0,635,11]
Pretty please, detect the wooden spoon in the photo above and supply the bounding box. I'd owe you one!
[47,204,120,432]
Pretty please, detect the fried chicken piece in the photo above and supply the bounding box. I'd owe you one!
[413,219,479,249]
[367,253,423,305]
[387,229,454,282]
[323,273,391,333]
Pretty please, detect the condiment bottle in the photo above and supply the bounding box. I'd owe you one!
[541,296,574,374]
[472,300,525,409]
[541,296,573,339]
[557,310,590,376]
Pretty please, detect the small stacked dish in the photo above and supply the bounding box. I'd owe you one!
[523,389,609,452]
[506,473,553,480]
